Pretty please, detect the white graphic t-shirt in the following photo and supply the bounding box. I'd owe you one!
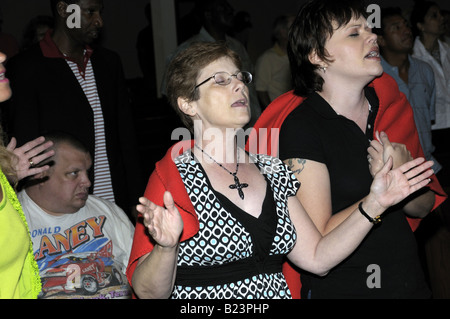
[18,191,134,299]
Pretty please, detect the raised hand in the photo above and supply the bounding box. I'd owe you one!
[7,136,55,182]
[370,156,434,210]
[137,191,184,248]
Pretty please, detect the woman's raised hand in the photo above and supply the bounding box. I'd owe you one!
[7,136,54,182]
[137,191,184,248]
[370,156,434,210]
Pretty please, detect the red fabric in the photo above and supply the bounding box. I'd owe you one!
[246,72,447,299]
[126,140,199,291]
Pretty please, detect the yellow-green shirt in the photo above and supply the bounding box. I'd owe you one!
[0,170,41,299]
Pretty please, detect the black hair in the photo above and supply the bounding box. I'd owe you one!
[43,131,90,156]
[372,7,403,36]
[410,1,438,37]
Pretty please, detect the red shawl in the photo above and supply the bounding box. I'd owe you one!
[246,72,447,299]
[126,140,199,292]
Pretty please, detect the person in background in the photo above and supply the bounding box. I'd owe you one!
[441,10,450,45]
[20,15,54,52]
[248,0,446,298]
[18,131,134,299]
[375,6,450,299]
[255,15,294,109]
[0,50,54,299]
[411,1,450,188]
[160,0,261,128]
[409,3,450,298]
[374,7,440,173]
[5,0,144,221]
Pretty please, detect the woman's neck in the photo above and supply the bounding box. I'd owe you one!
[194,134,241,165]
[319,81,368,120]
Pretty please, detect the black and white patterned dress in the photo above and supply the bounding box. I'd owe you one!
[171,151,299,299]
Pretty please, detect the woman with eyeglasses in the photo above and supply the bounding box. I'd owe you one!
[125,41,435,299]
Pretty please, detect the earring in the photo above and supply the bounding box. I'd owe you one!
[320,66,327,73]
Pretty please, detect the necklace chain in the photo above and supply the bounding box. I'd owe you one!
[194,144,240,176]
[194,144,248,200]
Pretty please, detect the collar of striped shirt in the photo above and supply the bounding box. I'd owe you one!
[40,29,93,74]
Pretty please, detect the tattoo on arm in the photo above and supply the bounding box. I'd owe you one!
[287,158,306,175]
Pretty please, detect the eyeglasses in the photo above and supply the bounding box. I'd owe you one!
[194,71,253,89]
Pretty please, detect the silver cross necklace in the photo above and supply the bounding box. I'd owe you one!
[194,144,248,200]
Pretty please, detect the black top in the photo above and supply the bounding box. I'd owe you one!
[279,87,430,298]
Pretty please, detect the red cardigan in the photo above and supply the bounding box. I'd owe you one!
[126,140,199,291]
[246,72,447,298]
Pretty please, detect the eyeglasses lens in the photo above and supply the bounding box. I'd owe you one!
[214,72,252,85]
[237,71,252,84]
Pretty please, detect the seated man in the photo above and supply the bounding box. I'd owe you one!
[18,131,135,299]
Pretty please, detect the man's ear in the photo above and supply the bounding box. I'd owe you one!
[56,1,69,18]
[177,97,196,117]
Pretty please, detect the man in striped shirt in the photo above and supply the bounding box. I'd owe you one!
[5,0,144,222]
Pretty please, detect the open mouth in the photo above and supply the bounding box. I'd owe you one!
[231,98,248,107]
[365,50,380,59]
[0,72,9,82]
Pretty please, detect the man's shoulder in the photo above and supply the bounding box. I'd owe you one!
[85,195,124,212]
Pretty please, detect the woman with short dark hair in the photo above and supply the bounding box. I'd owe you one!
[251,0,446,299]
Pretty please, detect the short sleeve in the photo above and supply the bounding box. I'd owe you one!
[255,154,300,199]
[278,104,326,164]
